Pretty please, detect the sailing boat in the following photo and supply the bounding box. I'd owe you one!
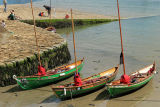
[51,9,119,100]
[105,0,156,97]
[13,0,84,90]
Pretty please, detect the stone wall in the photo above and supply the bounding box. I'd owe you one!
[0,41,71,87]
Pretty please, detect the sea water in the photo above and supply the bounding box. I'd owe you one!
[2,0,160,17]
[37,0,160,17]
[0,0,40,4]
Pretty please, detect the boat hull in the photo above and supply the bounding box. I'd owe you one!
[54,75,116,99]
[52,66,119,99]
[14,59,84,90]
[107,74,154,97]
[106,63,156,97]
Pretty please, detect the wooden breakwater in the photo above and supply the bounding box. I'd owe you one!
[21,19,118,29]
[0,42,71,87]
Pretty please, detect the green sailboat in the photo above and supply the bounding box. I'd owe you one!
[13,59,84,90]
[106,0,157,97]
[51,66,119,99]
[13,1,84,90]
[106,63,156,97]
[51,9,119,100]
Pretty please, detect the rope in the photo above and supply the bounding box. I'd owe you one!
[30,0,41,66]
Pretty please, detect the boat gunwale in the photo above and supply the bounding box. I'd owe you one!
[51,65,119,89]
[17,58,84,79]
[107,74,154,88]
[17,63,83,81]
[106,63,155,87]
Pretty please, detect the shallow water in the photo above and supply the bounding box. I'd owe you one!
[2,0,160,17]
[36,0,160,17]
[0,0,40,5]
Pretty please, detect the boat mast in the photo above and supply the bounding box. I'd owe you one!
[50,0,52,25]
[71,9,78,73]
[117,0,126,74]
[30,0,41,66]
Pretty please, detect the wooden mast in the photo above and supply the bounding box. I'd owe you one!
[117,0,126,74]
[71,9,78,73]
[30,0,41,66]
[49,0,52,26]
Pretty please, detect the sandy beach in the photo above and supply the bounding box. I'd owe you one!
[0,4,116,65]
[0,4,116,20]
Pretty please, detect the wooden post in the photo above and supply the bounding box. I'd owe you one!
[30,0,41,66]
[71,9,78,73]
[117,0,126,74]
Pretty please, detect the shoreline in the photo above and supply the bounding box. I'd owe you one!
[0,4,118,20]
[0,3,117,87]
[0,3,118,65]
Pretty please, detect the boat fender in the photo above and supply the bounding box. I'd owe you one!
[64,88,66,96]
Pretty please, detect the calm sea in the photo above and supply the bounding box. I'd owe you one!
[1,0,160,17]
[0,0,40,4]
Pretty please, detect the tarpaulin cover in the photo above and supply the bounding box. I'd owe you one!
[38,66,46,76]
[74,73,82,86]
[120,74,130,84]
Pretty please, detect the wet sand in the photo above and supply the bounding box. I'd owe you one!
[0,68,159,107]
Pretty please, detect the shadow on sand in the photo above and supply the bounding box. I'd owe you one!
[94,89,110,101]
[112,98,160,102]
[2,85,24,93]
[2,74,75,93]
[41,95,61,103]
[2,85,53,93]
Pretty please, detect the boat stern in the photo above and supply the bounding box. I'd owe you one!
[51,86,74,99]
